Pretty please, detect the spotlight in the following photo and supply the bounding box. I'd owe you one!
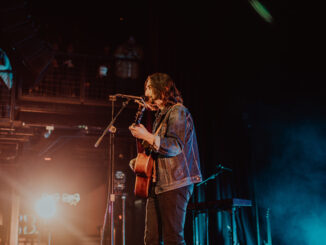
[44,125,54,138]
[114,171,126,193]
[0,48,13,89]
[99,65,108,77]
[34,194,57,219]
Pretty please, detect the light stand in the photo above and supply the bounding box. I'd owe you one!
[34,195,56,245]
[121,194,126,245]
[113,170,127,245]
[95,95,131,245]
[48,230,52,245]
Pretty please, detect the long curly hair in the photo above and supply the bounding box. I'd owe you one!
[145,73,183,105]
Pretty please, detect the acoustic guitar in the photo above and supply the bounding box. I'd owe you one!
[133,106,154,198]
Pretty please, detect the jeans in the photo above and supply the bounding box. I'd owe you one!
[144,184,194,245]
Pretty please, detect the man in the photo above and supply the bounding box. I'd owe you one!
[129,72,202,245]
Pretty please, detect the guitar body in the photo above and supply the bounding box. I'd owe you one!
[134,152,154,177]
[134,152,154,198]
[132,106,155,198]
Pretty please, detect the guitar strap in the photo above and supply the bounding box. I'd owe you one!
[153,103,181,135]
[152,119,163,183]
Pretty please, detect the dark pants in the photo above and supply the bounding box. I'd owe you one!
[144,184,194,245]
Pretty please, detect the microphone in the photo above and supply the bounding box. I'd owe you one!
[217,163,232,172]
[114,94,144,100]
[114,94,149,109]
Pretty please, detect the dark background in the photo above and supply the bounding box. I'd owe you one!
[1,0,326,244]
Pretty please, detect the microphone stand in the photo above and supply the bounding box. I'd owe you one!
[192,169,224,245]
[196,169,224,187]
[95,95,131,245]
[192,165,231,244]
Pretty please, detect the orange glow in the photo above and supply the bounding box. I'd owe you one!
[34,194,57,219]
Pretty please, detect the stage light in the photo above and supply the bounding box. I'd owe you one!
[249,0,273,23]
[44,125,54,138]
[34,194,57,219]
[114,170,126,193]
[62,193,80,206]
[99,65,108,77]
[0,48,13,89]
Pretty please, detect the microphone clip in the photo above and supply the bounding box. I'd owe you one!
[216,163,233,172]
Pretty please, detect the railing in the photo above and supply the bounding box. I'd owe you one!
[20,52,143,105]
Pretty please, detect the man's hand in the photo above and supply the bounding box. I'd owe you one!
[129,124,155,145]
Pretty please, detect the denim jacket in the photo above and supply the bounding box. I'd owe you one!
[152,104,202,194]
